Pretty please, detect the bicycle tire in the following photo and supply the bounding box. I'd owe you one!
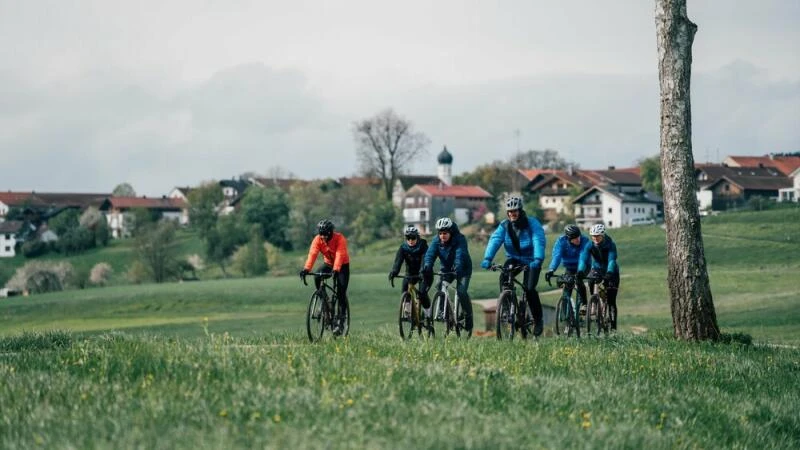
[337,297,350,338]
[496,291,516,340]
[598,299,610,335]
[586,295,598,336]
[569,296,581,338]
[519,293,533,339]
[306,292,326,342]
[554,296,566,336]
[454,296,471,338]
[398,292,414,340]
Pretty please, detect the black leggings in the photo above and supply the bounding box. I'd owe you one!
[501,259,543,323]
[315,263,349,317]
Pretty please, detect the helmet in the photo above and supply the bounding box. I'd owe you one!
[590,224,606,236]
[505,196,523,211]
[317,219,334,236]
[435,217,453,232]
[403,225,420,239]
[564,224,581,239]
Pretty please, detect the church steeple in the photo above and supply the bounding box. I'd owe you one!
[437,146,453,185]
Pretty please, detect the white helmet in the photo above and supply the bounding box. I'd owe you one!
[590,224,606,236]
[435,217,453,232]
[505,196,523,211]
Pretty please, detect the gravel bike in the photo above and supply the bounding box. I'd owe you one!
[549,272,583,338]
[490,263,533,340]
[301,271,350,342]
[585,272,612,336]
[431,271,470,338]
[391,274,434,340]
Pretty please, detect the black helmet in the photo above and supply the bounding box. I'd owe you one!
[403,225,420,239]
[317,219,334,237]
[564,224,581,239]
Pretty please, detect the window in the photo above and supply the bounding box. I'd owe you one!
[4,246,9,252]
[625,207,629,214]
[608,207,612,214]
[608,221,613,227]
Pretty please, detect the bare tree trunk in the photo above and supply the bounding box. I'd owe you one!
[655,0,719,340]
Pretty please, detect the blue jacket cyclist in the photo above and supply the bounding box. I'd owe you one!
[423,218,474,336]
[545,224,592,305]
[583,223,620,330]
[480,196,547,337]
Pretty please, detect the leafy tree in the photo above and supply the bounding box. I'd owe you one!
[453,161,516,212]
[48,209,81,237]
[511,149,575,170]
[353,108,431,201]
[59,227,94,255]
[639,155,663,196]
[205,214,247,277]
[234,225,268,277]
[239,186,291,249]
[129,207,160,237]
[350,199,399,249]
[134,221,180,283]
[80,207,110,247]
[288,182,338,250]
[188,182,224,240]
[112,182,136,197]
[656,0,718,340]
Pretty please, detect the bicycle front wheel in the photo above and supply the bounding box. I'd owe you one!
[554,296,567,336]
[306,292,326,342]
[398,292,414,340]
[586,295,598,336]
[496,291,515,341]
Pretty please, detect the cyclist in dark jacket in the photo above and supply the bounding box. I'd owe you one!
[388,225,431,317]
[545,224,592,305]
[423,218,473,334]
[481,196,547,336]
[583,223,620,330]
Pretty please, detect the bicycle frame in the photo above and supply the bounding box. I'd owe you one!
[390,274,432,339]
[431,271,468,337]
[302,272,349,342]
[585,273,611,336]
[550,272,584,338]
[490,264,532,340]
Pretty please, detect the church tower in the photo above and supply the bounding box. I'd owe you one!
[437,146,453,186]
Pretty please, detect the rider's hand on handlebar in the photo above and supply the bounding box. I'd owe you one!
[545,270,554,284]
[388,270,397,281]
[480,259,492,270]
[299,268,309,279]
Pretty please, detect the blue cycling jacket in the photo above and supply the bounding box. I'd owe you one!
[424,222,472,277]
[548,235,592,273]
[583,234,620,274]
[483,216,546,267]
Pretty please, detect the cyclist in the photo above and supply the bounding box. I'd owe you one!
[545,224,592,305]
[388,225,432,320]
[299,219,350,335]
[423,217,474,335]
[480,196,547,336]
[584,223,620,331]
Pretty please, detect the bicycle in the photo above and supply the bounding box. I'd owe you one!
[549,272,583,338]
[585,272,612,336]
[490,263,533,340]
[301,271,350,342]
[431,271,471,338]
[390,274,434,340]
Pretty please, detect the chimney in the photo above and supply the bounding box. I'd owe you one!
[608,165,615,171]
[567,164,574,176]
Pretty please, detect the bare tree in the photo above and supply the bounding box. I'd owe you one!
[353,108,430,201]
[656,0,719,340]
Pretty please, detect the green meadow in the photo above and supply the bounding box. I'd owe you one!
[1,208,799,448]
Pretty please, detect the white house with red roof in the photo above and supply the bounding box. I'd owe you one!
[98,196,188,238]
[402,183,492,234]
[0,220,23,257]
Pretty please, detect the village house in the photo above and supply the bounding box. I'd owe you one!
[0,220,23,258]
[98,196,188,239]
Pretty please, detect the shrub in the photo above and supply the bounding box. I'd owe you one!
[125,261,149,284]
[21,239,49,258]
[90,263,114,286]
[5,261,74,294]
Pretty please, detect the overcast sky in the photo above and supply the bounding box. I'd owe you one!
[1,0,798,196]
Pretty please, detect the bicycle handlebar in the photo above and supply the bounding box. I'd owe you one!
[489,263,527,273]
[301,272,334,287]
[389,274,421,288]
[547,272,582,287]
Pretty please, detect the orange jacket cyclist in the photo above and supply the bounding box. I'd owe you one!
[299,219,350,333]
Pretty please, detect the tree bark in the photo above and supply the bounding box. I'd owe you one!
[655,0,720,340]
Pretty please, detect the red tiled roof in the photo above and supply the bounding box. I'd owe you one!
[725,155,800,176]
[518,169,558,181]
[414,184,492,198]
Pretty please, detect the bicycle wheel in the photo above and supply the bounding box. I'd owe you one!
[554,296,567,336]
[568,297,581,338]
[398,292,414,340]
[586,295,598,336]
[598,299,610,335]
[338,297,350,338]
[495,291,516,340]
[454,296,471,338]
[519,293,533,339]
[306,292,326,342]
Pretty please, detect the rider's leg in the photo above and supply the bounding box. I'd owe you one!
[314,264,333,290]
[456,275,473,332]
[605,273,620,330]
[524,267,544,336]
[335,264,350,328]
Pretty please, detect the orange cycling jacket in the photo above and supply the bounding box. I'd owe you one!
[303,232,350,272]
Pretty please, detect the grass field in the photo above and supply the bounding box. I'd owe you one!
[1,208,799,448]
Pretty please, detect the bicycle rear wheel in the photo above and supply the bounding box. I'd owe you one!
[598,299,610,335]
[586,295,598,336]
[398,292,414,340]
[306,292,326,342]
[495,291,516,340]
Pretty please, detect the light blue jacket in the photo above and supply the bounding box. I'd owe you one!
[548,235,592,273]
[483,216,546,268]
